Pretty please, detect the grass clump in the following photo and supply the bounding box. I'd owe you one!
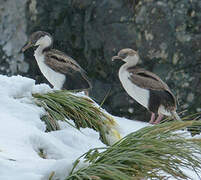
[32,90,201,179]
[66,120,201,180]
[32,90,120,145]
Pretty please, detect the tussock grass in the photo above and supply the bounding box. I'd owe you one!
[32,90,120,145]
[32,90,201,179]
[67,121,201,180]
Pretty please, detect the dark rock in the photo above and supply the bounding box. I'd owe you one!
[0,0,28,76]
[0,46,11,75]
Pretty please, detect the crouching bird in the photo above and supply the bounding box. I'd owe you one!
[22,31,92,94]
[112,48,181,124]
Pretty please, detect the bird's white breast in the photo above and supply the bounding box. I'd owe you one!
[119,66,149,109]
[34,48,65,89]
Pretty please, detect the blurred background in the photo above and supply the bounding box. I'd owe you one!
[0,0,200,121]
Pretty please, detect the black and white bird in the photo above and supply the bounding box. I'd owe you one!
[22,31,91,93]
[112,48,181,124]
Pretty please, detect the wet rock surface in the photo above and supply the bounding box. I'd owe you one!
[1,0,201,121]
[0,0,28,75]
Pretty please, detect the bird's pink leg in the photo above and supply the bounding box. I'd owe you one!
[149,113,156,124]
[154,114,164,124]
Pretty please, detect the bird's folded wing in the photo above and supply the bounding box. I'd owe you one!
[44,49,92,90]
[44,49,84,75]
[128,68,177,108]
[127,68,170,91]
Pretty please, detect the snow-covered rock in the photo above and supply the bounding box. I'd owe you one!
[0,75,149,179]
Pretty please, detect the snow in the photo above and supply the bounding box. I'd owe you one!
[0,75,200,180]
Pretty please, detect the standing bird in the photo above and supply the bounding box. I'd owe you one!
[112,48,181,124]
[22,31,91,93]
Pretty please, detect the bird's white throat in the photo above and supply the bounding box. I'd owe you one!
[119,62,149,109]
[123,55,139,65]
[35,35,52,48]
[34,46,65,90]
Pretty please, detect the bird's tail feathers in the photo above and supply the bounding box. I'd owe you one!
[81,71,92,90]
[171,111,182,121]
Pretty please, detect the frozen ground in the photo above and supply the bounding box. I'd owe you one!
[0,75,200,180]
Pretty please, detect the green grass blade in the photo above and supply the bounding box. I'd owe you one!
[67,121,201,180]
[32,90,121,145]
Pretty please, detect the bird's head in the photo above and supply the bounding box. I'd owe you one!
[112,48,139,65]
[21,31,52,52]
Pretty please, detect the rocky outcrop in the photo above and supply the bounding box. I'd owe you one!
[0,0,29,75]
[1,0,201,121]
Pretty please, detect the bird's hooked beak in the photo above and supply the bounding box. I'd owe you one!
[21,42,33,53]
[111,55,123,61]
